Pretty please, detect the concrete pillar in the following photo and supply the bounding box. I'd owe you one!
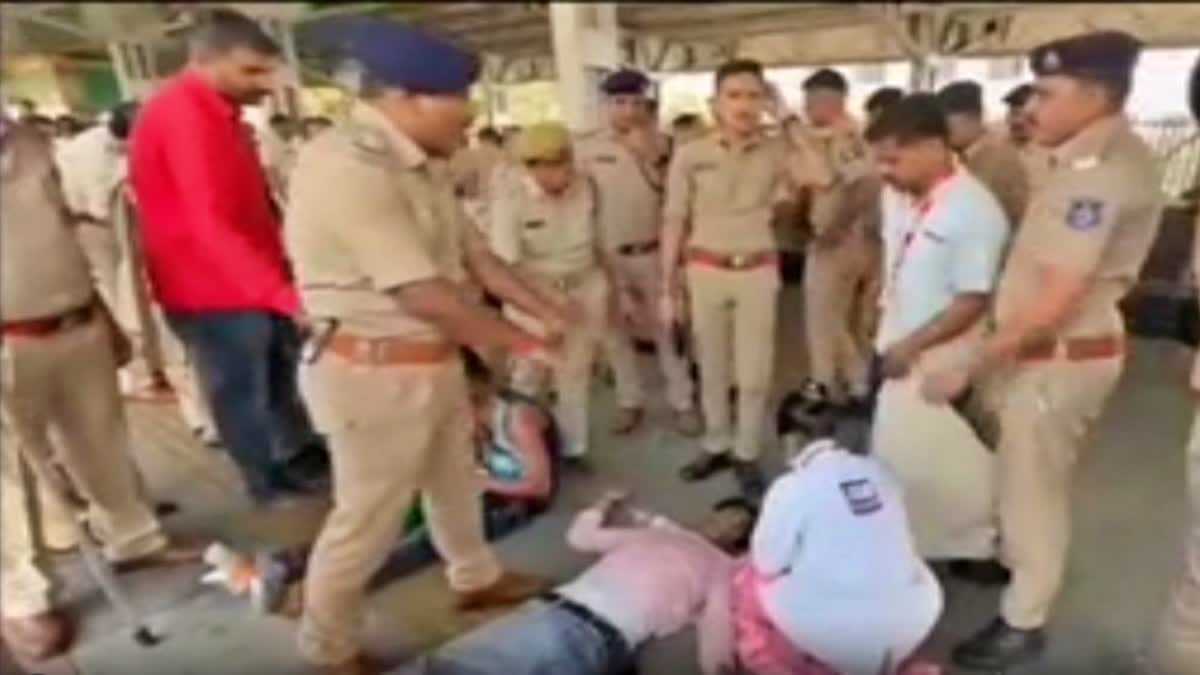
[549,3,620,132]
[107,41,159,100]
[257,18,301,118]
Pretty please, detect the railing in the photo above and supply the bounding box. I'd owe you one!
[1133,116,1200,202]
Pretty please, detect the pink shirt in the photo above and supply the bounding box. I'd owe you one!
[560,506,735,675]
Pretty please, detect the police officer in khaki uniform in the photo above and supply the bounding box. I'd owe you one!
[661,59,809,497]
[789,68,878,405]
[285,22,567,675]
[576,69,700,437]
[922,31,1164,669]
[491,122,627,469]
[1145,56,1200,675]
[0,115,198,662]
[937,80,1032,228]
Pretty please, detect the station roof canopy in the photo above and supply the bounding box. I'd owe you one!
[4,2,1200,83]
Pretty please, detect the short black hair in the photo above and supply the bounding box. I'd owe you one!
[865,87,904,115]
[935,80,984,117]
[803,68,848,94]
[672,113,701,129]
[477,126,502,145]
[189,8,281,57]
[107,101,140,140]
[714,59,766,90]
[865,93,949,145]
[712,497,759,550]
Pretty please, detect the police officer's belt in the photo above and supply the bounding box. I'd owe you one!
[326,333,457,366]
[615,240,659,257]
[1017,334,1124,363]
[686,247,780,271]
[2,301,96,338]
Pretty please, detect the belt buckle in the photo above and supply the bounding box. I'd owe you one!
[729,254,748,270]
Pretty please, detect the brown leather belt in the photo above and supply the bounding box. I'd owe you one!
[1017,334,1124,363]
[616,240,659,257]
[326,333,457,366]
[2,302,96,338]
[686,247,779,271]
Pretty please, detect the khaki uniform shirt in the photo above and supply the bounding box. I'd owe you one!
[1193,210,1200,391]
[57,125,126,220]
[1,125,96,321]
[284,103,468,340]
[489,172,600,280]
[787,122,875,239]
[995,116,1164,340]
[963,132,1031,229]
[575,128,665,251]
[664,131,791,254]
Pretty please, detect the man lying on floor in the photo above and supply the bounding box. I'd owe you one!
[201,349,560,614]
[387,491,756,675]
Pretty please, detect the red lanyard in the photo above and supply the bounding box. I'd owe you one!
[886,170,957,296]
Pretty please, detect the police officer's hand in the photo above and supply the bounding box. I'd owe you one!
[881,339,921,380]
[97,301,133,368]
[921,367,970,405]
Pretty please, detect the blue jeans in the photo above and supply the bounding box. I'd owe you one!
[167,310,322,501]
[390,602,631,675]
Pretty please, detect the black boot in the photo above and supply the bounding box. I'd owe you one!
[953,617,1046,670]
[949,559,1012,586]
[732,460,766,500]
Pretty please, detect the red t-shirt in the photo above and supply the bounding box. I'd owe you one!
[128,70,299,316]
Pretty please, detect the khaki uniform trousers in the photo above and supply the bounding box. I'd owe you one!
[872,335,998,560]
[804,238,872,398]
[853,237,884,352]
[298,354,501,665]
[0,319,168,617]
[1148,404,1200,674]
[687,263,779,461]
[508,267,613,458]
[992,355,1123,629]
[604,251,695,414]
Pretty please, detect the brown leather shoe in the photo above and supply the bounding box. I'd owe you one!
[673,409,703,437]
[1,611,73,662]
[610,408,644,436]
[113,541,206,574]
[319,653,384,675]
[454,570,551,612]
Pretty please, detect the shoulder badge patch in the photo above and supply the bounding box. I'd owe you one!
[1065,198,1106,231]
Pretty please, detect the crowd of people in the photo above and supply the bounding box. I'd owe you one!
[1,6,1198,675]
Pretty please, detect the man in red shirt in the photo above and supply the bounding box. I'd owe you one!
[129,9,324,506]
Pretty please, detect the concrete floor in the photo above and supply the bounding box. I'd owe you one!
[12,287,1196,675]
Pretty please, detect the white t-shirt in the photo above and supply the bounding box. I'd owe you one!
[876,169,1010,351]
[751,439,942,675]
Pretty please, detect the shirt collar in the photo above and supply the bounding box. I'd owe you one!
[716,128,765,152]
[349,102,429,170]
[789,438,841,470]
[1050,114,1126,170]
[520,171,582,203]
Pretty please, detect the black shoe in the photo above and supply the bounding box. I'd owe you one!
[732,460,766,500]
[953,618,1046,670]
[949,559,1012,586]
[154,501,180,517]
[561,456,595,475]
[679,452,734,482]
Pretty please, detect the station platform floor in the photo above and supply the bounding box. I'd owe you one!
[5,287,1194,675]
